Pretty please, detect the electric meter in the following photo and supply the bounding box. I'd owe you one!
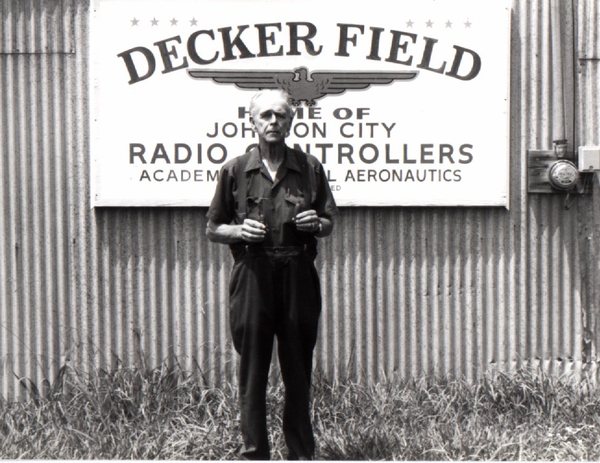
[548,160,579,190]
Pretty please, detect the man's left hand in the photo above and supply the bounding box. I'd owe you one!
[294,209,320,233]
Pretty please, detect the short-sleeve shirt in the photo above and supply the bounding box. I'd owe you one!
[207,146,338,248]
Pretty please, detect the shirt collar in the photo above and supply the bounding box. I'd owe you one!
[244,147,262,172]
[244,145,303,173]
[284,147,302,173]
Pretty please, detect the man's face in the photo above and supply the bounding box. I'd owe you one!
[250,93,293,145]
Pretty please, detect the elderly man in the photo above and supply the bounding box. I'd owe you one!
[206,89,337,460]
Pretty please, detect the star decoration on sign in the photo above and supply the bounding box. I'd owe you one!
[130,16,472,31]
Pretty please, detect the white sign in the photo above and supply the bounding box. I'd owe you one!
[91,0,510,207]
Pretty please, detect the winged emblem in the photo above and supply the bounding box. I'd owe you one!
[188,67,418,105]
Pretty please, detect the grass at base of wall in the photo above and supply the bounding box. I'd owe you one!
[1,366,600,460]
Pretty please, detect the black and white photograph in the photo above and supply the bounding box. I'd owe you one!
[1,0,600,459]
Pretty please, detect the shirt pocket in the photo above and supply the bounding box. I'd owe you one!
[284,191,305,223]
[246,196,274,225]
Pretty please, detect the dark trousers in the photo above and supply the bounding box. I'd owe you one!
[229,248,321,460]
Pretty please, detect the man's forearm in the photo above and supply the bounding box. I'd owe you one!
[206,221,243,244]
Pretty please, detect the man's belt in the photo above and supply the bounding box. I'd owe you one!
[243,244,312,257]
[230,243,316,260]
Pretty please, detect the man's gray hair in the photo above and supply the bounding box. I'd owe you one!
[249,89,294,118]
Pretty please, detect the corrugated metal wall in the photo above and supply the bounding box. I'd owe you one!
[1,0,599,400]
[576,0,600,372]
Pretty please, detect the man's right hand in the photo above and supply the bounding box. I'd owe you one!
[207,219,265,244]
[240,219,267,242]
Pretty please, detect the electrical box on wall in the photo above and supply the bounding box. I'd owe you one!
[578,146,600,172]
[527,149,585,194]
